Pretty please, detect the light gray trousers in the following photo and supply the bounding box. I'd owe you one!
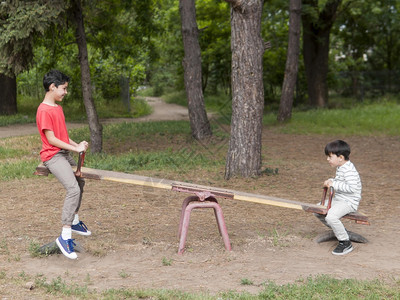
[44,150,85,225]
[315,199,355,241]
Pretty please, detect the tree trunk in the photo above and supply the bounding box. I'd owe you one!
[0,73,17,115]
[224,0,264,180]
[277,0,301,122]
[302,0,341,107]
[71,0,103,153]
[179,0,212,140]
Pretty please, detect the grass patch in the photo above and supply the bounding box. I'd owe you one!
[221,275,400,299]
[35,276,89,296]
[0,120,228,181]
[0,159,39,181]
[0,146,30,159]
[0,272,398,299]
[85,149,221,174]
[162,257,173,266]
[264,101,400,136]
[240,278,254,286]
[0,114,36,126]
[69,120,193,142]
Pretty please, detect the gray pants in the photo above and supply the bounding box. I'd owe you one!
[315,199,355,241]
[44,150,85,225]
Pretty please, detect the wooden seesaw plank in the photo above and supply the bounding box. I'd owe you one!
[34,164,369,225]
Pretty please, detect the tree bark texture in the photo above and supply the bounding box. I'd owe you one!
[278,0,302,122]
[0,73,17,115]
[224,0,264,180]
[71,0,103,153]
[179,0,212,140]
[302,0,341,107]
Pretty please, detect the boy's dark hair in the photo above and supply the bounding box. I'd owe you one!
[43,70,70,92]
[324,140,351,160]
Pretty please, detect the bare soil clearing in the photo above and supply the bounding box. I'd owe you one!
[1,98,399,298]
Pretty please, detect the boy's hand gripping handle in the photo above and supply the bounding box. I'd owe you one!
[75,151,85,177]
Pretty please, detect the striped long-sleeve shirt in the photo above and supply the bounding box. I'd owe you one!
[330,160,362,210]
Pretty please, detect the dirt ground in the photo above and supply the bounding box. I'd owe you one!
[1,98,400,298]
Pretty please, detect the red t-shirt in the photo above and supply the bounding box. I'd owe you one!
[36,103,70,162]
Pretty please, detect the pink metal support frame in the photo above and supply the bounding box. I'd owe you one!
[177,193,232,255]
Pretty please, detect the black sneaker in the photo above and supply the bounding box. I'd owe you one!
[332,240,353,255]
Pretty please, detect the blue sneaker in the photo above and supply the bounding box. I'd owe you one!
[56,236,77,259]
[71,221,91,236]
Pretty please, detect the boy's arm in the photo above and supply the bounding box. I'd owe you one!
[69,138,79,147]
[44,130,88,153]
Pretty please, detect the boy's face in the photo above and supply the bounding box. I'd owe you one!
[51,82,68,102]
[326,153,345,168]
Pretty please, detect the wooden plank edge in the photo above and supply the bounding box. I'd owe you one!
[233,194,305,210]
[102,176,172,190]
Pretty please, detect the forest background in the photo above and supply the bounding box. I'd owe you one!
[2,0,400,180]
[1,0,399,118]
[1,1,400,298]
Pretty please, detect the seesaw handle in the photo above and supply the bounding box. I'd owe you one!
[75,151,85,177]
[322,186,334,212]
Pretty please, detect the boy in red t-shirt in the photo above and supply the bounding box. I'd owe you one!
[37,70,91,259]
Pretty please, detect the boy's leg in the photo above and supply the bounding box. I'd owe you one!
[325,201,355,241]
[313,199,331,228]
[314,213,331,228]
[44,151,81,225]
[63,152,91,236]
[44,151,81,259]
[64,153,85,213]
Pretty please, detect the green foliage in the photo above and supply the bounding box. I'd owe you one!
[149,0,184,95]
[14,0,153,108]
[3,0,400,116]
[0,0,66,75]
[0,114,35,126]
[163,90,188,106]
[196,0,231,94]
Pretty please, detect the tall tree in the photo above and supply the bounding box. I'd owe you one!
[70,0,103,153]
[0,1,65,115]
[278,0,302,122]
[302,0,341,107]
[224,0,265,179]
[179,0,212,140]
[0,74,16,115]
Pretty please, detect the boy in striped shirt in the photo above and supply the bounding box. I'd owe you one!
[316,140,362,255]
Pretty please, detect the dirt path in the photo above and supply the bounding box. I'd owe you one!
[1,100,400,298]
[0,97,189,138]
